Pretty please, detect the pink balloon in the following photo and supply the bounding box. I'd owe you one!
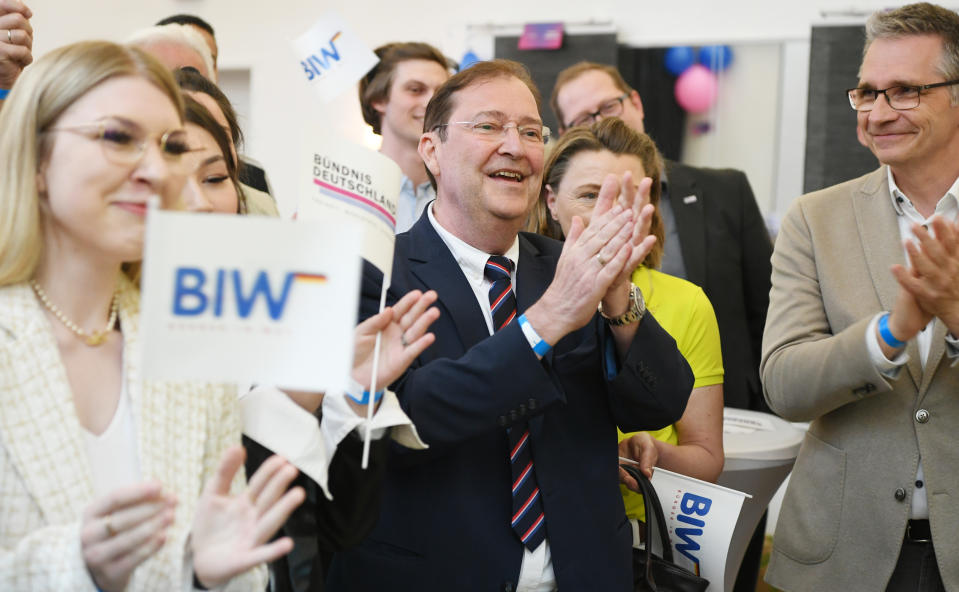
[674,64,718,113]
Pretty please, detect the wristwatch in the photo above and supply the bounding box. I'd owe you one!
[599,284,646,326]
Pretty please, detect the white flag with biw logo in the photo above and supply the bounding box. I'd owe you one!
[650,467,750,591]
[140,209,361,393]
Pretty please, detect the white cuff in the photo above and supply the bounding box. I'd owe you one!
[866,313,908,379]
[321,380,427,473]
[240,384,427,503]
[240,386,332,499]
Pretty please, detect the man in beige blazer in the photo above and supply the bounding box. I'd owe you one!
[762,3,959,591]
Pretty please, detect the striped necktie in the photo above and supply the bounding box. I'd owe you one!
[485,256,547,550]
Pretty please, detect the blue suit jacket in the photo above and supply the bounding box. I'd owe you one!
[327,217,693,592]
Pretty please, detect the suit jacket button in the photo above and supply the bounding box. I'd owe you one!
[498,415,508,427]
[528,398,537,410]
[916,409,930,423]
[510,410,519,421]
[519,404,527,416]
[895,487,907,501]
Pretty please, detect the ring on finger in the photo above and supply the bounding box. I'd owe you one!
[104,514,117,538]
[5,30,10,43]
[400,332,409,347]
[596,253,607,266]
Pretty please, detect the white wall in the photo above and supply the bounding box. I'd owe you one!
[30,0,888,216]
[680,43,782,217]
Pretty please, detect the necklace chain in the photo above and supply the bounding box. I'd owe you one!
[30,280,119,346]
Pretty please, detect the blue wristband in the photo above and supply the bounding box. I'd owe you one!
[0,88,9,100]
[347,389,384,405]
[518,313,552,356]
[878,313,907,349]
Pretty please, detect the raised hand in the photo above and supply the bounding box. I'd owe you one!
[191,446,305,589]
[0,0,33,91]
[525,202,636,345]
[594,171,656,317]
[81,480,176,592]
[891,217,959,335]
[351,289,439,391]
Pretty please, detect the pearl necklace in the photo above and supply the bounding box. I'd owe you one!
[30,280,119,346]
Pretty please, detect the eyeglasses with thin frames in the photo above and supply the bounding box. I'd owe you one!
[566,93,630,128]
[434,120,551,144]
[846,79,959,111]
[44,118,194,175]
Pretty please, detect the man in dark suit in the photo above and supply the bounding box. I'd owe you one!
[327,59,692,592]
[551,61,772,413]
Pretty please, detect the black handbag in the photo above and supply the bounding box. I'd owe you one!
[621,464,710,592]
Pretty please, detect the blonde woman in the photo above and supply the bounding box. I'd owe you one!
[0,41,306,591]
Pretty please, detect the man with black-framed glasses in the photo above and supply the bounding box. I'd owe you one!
[763,3,959,591]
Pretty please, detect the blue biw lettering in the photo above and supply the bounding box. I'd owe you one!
[173,267,207,316]
[674,492,713,565]
[232,271,296,320]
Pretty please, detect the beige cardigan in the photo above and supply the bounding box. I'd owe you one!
[0,276,266,591]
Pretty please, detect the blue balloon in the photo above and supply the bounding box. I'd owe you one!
[460,50,480,71]
[698,45,734,71]
[664,46,696,76]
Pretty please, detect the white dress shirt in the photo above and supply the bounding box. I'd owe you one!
[395,176,435,234]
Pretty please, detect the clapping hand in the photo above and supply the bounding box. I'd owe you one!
[891,217,959,336]
[528,169,657,345]
[191,446,305,589]
[593,171,656,317]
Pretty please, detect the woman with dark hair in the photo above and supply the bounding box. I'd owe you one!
[181,94,243,213]
[531,118,724,537]
[175,67,278,216]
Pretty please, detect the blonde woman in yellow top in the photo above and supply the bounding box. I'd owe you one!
[529,118,724,523]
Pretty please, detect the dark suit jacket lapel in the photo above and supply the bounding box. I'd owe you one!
[516,234,552,314]
[405,216,490,349]
[854,168,922,389]
[664,161,706,286]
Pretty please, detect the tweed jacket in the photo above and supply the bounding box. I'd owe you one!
[761,167,959,591]
[0,277,265,591]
